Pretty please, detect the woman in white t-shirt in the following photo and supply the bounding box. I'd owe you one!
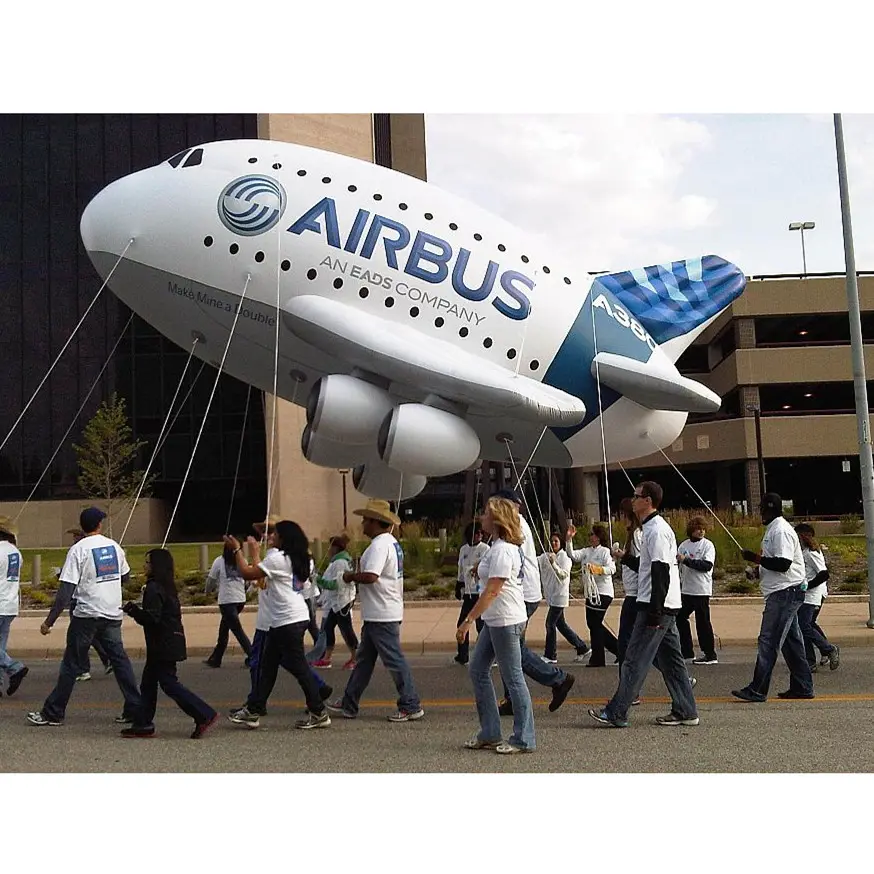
[456,497,535,754]
[539,532,589,663]
[313,535,359,670]
[454,522,490,666]
[676,516,718,665]
[566,523,617,668]
[204,544,252,668]
[795,524,840,671]
[224,520,331,731]
[614,498,642,672]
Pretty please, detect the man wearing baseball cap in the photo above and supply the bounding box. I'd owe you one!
[0,517,28,697]
[733,492,814,703]
[27,507,149,730]
[327,499,424,722]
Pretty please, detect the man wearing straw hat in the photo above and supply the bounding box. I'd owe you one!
[0,516,28,697]
[327,499,424,723]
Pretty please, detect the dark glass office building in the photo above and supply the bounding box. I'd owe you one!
[0,114,267,539]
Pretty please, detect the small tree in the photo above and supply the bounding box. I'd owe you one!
[73,393,153,537]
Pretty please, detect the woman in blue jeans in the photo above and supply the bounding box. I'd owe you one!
[456,496,534,755]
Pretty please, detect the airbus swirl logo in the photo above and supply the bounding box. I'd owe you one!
[217,175,287,236]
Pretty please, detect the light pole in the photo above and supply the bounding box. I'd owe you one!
[746,404,766,498]
[338,469,350,529]
[788,221,815,275]
[833,114,874,628]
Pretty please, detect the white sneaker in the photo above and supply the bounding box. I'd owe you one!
[541,656,558,664]
[75,672,91,682]
[573,653,589,663]
[692,655,718,665]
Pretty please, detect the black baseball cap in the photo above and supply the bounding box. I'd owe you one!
[79,506,107,533]
[760,493,783,515]
[493,488,522,504]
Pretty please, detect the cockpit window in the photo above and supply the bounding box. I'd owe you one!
[167,149,190,168]
[182,148,203,168]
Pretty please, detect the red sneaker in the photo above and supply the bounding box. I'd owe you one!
[342,658,357,670]
[312,658,332,668]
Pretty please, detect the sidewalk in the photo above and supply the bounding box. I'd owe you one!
[8,597,874,659]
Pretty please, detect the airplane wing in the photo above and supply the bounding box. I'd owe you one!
[282,295,586,427]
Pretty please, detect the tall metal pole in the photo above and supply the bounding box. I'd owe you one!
[800,228,808,274]
[834,113,874,628]
[754,407,767,494]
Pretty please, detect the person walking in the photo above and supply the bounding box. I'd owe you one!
[121,549,218,739]
[614,498,642,671]
[326,499,424,723]
[794,523,840,673]
[676,516,719,665]
[733,493,814,703]
[457,496,535,754]
[539,532,588,663]
[589,481,699,728]
[27,507,149,730]
[566,523,617,667]
[312,535,359,670]
[204,543,253,668]
[454,521,489,665]
[0,518,28,697]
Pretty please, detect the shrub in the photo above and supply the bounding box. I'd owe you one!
[426,583,452,599]
[840,514,862,535]
[27,589,55,607]
[403,579,421,593]
[724,579,758,594]
[417,571,439,586]
[189,594,212,607]
[712,567,726,580]
[840,570,867,593]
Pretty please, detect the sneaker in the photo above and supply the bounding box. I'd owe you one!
[452,656,468,666]
[490,660,498,669]
[104,663,114,675]
[319,684,333,702]
[191,713,219,739]
[463,737,502,750]
[325,699,357,718]
[692,655,718,665]
[498,698,514,717]
[573,653,590,663]
[495,741,534,754]
[115,715,134,725]
[655,712,700,727]
[7,666,29,696]
[342,658,357,670]
[75,672,91,682]
[228,707,260,728]
[690,677,698,689]
[312,658,332,668]
[387,708,425,723]
[808,662,819,674]
[121,725,156,738]
[631,697,641,706]
[541,656,558,664]
[731,688,766,703]
[203,660,220,668]
[587,708,628,728]
[549,673,576,713]
[295,710,331,730]
[828,644,840,671]
[27,711,62,727]
[820,653,830,667]
[777,690,815,700]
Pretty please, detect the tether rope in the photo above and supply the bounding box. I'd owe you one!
[224,383,252,536]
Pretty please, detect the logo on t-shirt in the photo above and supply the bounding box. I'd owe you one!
[6,554,20,582]
[292,574,304,592]
[393,542,404,577]
[92,546,120,582]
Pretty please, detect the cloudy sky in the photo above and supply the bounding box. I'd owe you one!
[424,114,874,279]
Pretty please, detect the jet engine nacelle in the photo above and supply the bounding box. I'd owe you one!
[378,403,481,477]
[353,460,427,501]
[306,374,394,444]
[300,424,377,469]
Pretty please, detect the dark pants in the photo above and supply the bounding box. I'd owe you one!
[676,594,717,660]
[616,596,637,668]
[798,603,835,664]
[246,628,327,713]
[324,608,359,652]
[544,605,588,660]
[42,616,145,725]
[742,585,813,701]
[69,599,109,670]
[306,598,320,644]
[140,659,216,727]
[208,603,252,665]
[585,595,618,666]
[502,600,567,700]
[249,621,325,715]
[456,594,484,662]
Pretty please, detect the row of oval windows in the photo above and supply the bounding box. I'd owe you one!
[238,158,572,284]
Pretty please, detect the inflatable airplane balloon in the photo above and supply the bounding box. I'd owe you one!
[80,139,745,501]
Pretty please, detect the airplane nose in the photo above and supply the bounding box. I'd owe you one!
[80,176,130,259]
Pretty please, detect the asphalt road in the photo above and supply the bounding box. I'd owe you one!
[1,648,872,773]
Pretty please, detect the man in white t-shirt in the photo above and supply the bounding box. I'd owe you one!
[27,507,148,729]
[589,481,699,729]
[0,517,28,696]
[733,493,814,703]
[327,499,424,723]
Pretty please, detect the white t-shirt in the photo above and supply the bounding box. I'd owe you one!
[678,537,716,597]
[207,556,247,605]
[538,550,572,607]
[60,534,130,621]
[519,516,542,603]
[636,514,682,610]
[802,548,828,606]
[566,543,616,598]
[621,528,642,597]
[458,542,490,596]
[0,540,23,616]
[759,516,806,597]
[357,532,404,623]
[258,547,309,628]
[320,554,356,612]
[477,538,526,627]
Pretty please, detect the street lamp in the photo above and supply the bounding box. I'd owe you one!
[338,469,351,529]
[788,221,815,275]
[746,404,766,497]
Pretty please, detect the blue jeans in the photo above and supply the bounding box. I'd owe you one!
[0,615,25,677]
[341,621,421,715]
[544,606,588,660]
[798,603,834,664]
[616,596,637,668]
[246,628,327,713]
[503,600,567,699]
[42,616,145,725]
[605,610,697,723]
[306,612,329,662]
[470,623,535,750]
[743,585,813,700]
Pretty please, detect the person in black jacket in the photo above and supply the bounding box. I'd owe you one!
[122,549,218,739]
